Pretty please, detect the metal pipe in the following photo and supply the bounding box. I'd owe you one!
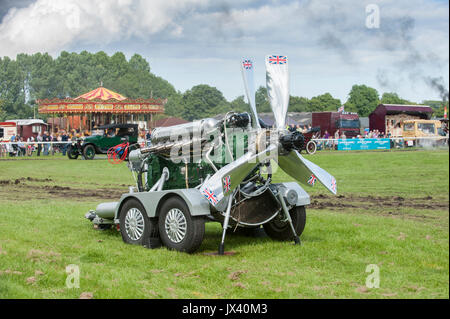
[277,192,300,245]
[156,167,169,191]
[184,161,189,189]
[205,144,218,172]
[149,167,170,192]
[218,194,234,255]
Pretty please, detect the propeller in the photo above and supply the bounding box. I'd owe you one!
[277,150,337,194]
[265,55,290,129]
[264,55,337,194]
[241,58,260,129]
[201,55,337,209]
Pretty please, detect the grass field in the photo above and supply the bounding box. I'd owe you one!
[0,149,448,299]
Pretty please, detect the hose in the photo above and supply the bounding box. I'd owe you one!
[107,142,130,164]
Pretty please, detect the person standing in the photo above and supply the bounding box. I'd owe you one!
[333,130,340,150]
[26,136,34,156]
[43,131,50,156]
[49,132,56,155]
[61,131,69,156]
[36,132,43,156]
[17,137,26,156]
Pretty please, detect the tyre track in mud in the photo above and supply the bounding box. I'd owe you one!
[1,178,449,213]
[309,194,448,211]
[0,178,126,201]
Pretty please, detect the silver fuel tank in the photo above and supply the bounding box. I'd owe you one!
[151,118,221,145]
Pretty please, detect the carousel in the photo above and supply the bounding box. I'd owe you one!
[37,86,165,132]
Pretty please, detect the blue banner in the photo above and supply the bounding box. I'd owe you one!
[337,138,390,151]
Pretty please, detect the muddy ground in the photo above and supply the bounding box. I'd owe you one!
[0,177,448,222]
[0,177,126,201]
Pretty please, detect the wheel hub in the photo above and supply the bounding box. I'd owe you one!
[124,208,144,241]
[165,208,187,243]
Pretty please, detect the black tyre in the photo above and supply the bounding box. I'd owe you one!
[306,141,317,155]
[119,198,158,246]
[96,224,112,231]
[83,144,96,160]
[67,146,79,159]
[158,196,205,253]
[231,226,266,237]
[263,206,306,241]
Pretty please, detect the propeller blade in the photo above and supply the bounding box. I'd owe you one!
[241,58,260,128]
[277,150,337,195]
[200,144,277,208]
[265,55,289,129]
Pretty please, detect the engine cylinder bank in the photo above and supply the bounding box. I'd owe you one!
[151,118,220,145]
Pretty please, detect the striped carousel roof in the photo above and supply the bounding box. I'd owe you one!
[75,87,127,101]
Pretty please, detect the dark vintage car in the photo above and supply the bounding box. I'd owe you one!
[68,123,139,160]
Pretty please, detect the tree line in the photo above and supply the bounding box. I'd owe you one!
[0,51,447,122]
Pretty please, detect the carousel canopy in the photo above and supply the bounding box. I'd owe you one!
[75,87,127,101]
[38,86,165,114]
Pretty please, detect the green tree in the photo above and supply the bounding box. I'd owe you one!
[255,86,271,112]
[0,51,180,121]
[0,99,5,121]
[230,95,250,113]
[164,91,184,117]
[307,93,341,112]
[381,92,415,105]
[423,100,448,118]
[180,84,230,120]
[344,85,380,116]
[289,96,309,112]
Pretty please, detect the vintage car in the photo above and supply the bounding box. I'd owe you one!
[68,123,139,160]
[402,119,448,147]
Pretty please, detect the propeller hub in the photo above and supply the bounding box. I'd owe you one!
[279,131,305,153]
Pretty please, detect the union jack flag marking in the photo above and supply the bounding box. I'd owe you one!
[223,175,231,193]
[202,188,218,205]
[307,174,317,186]
[331,178,337,193]
[242,59,252,69]
[268,55,287,64]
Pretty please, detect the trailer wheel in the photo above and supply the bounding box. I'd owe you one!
[158,196,205,253]
[119,198,158,246]
[306,141,317,155]
[263,206,306,241]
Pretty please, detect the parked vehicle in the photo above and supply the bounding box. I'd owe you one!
[312,112,360,138]
[68,124,139,160]
[302,127,321,154]
[0,119,47,141]
[403,119,448,147]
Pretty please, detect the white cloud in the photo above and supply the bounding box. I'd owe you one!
[0,0,206,57]
[0,0,448,102]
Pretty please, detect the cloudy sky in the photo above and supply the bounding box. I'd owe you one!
[0,0,448,103]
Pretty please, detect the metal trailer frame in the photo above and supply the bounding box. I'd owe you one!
[90,182,311,229]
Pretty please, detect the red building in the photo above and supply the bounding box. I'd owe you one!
[369,104,433,135]
[0,119,48,141]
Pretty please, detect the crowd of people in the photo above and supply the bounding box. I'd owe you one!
[284,124,395,151]
[0,129,88,158]
[0,127,152,158]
